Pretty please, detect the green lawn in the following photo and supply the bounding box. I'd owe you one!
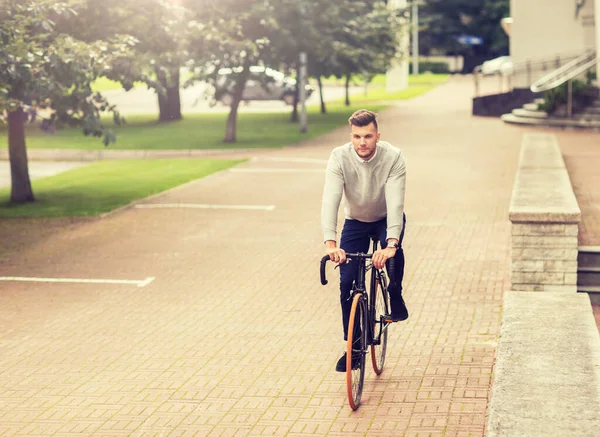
[323,72,448,87]
[0,103,391,151]
[0,159,243,217]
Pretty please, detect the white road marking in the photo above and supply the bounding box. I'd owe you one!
[252,157,328,164]
[229,168,324,173]
[0,276,156,288]
[135,203,275,211]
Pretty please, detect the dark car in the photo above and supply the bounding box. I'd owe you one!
[215,66,313,106]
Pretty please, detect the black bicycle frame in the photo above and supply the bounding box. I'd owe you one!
[320,238,396,345]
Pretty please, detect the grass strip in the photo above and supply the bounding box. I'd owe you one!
[0,158,243,217]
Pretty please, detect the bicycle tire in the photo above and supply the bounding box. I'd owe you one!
[370,273,390,375]
[346,293,367,410]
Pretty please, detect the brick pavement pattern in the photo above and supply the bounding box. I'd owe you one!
[1,76,529,436]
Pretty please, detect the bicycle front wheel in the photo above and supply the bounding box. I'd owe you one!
[346,293,367,410]
[370,274,390,375]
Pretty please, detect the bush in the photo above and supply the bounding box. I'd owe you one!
[539,79,594,114]
[409,61,450,74]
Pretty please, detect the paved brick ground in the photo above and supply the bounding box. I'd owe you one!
[555,128,600,333]
[0,75,588,436]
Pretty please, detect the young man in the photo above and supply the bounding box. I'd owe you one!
[321,109,408,372]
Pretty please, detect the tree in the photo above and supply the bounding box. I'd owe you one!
[304,0,403,113]
[269,1,402,116]
[185,0,279,143]
[417,0,509,58]
[332,1,402,106]
[55,0,189,122]
[0,0,132,203]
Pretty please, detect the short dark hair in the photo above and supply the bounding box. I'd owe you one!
[348,109,378,131]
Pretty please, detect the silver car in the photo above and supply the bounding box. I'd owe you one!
[215,66,313,105]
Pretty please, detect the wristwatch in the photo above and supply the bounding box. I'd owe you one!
[387,241,398,250]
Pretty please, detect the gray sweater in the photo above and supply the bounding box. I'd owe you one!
[321,140,406,242]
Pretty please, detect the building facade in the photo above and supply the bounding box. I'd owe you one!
[509,0,599,87]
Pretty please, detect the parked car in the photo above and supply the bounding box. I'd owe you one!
[479,56,513,75]
[215,66,313,105]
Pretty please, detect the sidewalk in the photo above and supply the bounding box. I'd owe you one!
[0,75,596,436]
[0,161,87,189]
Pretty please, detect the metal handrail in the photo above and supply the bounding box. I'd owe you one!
[530,50,596,92]
[472,50,590,97]
[529,50,597,118]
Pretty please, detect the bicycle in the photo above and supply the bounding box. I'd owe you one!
[320,236,396,410]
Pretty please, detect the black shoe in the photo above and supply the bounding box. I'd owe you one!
[335,352,362,372]
[386,296,409,322]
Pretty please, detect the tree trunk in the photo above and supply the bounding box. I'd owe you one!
[224,98,241,143]
[7,108,34,203]
[156,67,182,123]
[224,61,251,143]
[290,72,299,123]
[317,76,326,114]
[345,74,351,106]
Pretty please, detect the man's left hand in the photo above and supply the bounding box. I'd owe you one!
[372,247,396,270]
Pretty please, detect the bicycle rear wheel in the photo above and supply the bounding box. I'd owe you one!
[370,274,390,375]
[346,293,367,410]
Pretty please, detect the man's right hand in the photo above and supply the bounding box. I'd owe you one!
[325,241,346,265]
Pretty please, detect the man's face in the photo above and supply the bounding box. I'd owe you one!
[351,122,380,161]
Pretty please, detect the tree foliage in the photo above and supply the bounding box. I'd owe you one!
[185,0,282,142]
[55,0,190,122]
[417,0,509,57]
[0,0,134,202]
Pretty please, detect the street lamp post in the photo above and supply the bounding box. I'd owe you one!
[386,0,409,92]
[299,52,308,134]
[412,1,419,75]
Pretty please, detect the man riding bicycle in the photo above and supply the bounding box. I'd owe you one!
[321,109,408,372]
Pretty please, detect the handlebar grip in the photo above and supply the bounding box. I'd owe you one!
[385,257,396,286]
[320,255,331,285]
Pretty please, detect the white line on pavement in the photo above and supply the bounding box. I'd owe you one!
[229,168,324,173]
[0,276,156,288]
[135,203,276,211]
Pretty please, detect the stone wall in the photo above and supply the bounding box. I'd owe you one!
[509,133,581,291]
[472,88,541,117]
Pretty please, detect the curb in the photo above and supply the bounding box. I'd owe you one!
[0,148,258,162]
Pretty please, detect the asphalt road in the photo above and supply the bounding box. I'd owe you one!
[103,82,363,115]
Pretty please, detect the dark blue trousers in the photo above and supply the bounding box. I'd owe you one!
[339,214,406,340]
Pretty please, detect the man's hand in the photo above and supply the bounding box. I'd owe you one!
[325,240,346,265]
[372,240,398,269]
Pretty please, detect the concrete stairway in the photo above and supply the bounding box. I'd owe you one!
[502,97,600,130]
[578,246,600,304]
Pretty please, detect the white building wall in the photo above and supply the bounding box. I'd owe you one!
[596,0,600,80]
[510,0,594,87]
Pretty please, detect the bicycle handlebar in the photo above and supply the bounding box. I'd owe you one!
[320,255,331,285]
[320,253,395,286]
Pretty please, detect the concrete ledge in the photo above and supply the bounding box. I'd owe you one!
[487,291,600,437]
[517,134,569,169]
[509,133,581,291]
[509,169,581,223]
